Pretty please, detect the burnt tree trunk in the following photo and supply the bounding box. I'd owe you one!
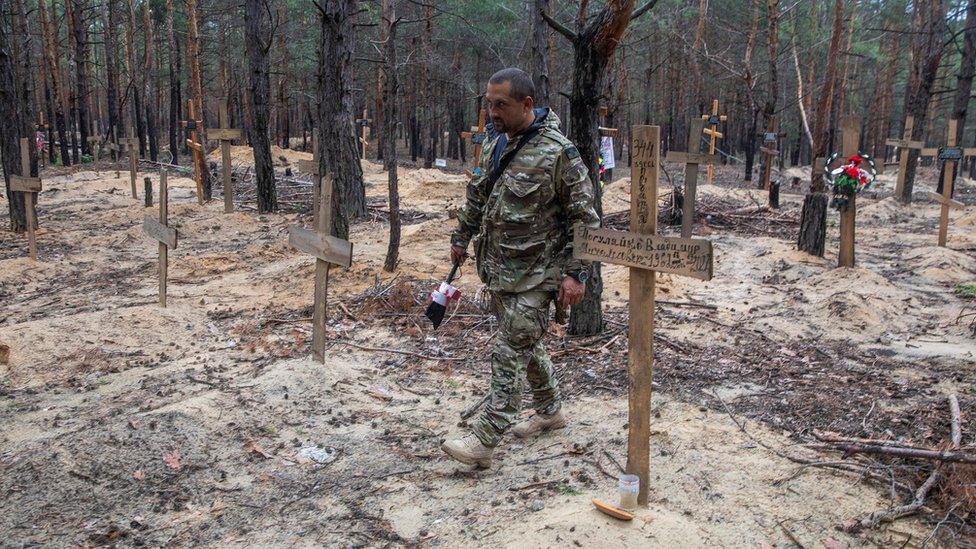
[317,0,366,239]
[245,0,277,213]
[382,0,400,272]
[798,0,844,257]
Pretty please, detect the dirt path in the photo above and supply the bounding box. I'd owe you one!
[1,157,972,546]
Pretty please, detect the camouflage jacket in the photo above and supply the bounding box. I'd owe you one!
[451,108,600,293]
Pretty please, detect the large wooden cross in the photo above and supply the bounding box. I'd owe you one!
[11,137,41,260]
[210,100,242,213]
[666,119,716,238]
[299,134,324,227]
[460,107,487,177]
[886,115,925,198]
[356,108,371,159]
[143,171,178,307]
[700,99,727,186]
[931,120,965,247]
[183,99,205,205]
[574,125,714,506]
[119,129,140,199]
[836,117,860,268]
[288,174,354,362]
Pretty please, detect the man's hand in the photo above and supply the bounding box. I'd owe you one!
[451,245,468,266]
[557,276,586,306]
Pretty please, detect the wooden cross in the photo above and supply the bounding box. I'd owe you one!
[666,119,717,238]
[835,117,860,268]
[119,129,140,199]
[288,174,354,362]
[758,118,784,191]
[598,105,619,138]
[183,99,205,205]
[886,115,925,198]
[573,125,714,506]
[210,100,242,213]
[299,134,324,227]
[143,171,178,307]
[355,108,371,159]
[460,108,487,177]
[932,119,965,247]
[106,127,121,167]
[86,136,101,162]
[10,137,41,260]
[700,99,727,186]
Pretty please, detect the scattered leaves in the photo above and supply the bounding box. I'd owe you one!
[163,450,182,470]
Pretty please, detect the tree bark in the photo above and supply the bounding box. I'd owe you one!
[420,1,434,168]
[900,0,948,203]
[245,0,277,213]
[276,1,290,149]
[165,0,179,164]
[1,0,30,231]
[316,0,366,239]
[39,0,70,166]
[125,0,145,156]
[797,0,844,257]
[71,0,90,157]
[185,0,211,199]
[543,1,644,336]
[530,0,551,107]
[104,0,121,153]
[143,0,159,161]
[382,0,400,272]
[947,0,976,192]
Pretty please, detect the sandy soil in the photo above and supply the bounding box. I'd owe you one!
[1,155,973,547]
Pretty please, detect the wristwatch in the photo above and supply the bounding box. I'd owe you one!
[566,269,589,284]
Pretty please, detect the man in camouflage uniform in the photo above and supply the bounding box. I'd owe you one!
[442,68,600,468]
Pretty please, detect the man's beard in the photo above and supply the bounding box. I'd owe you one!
[491,118,506,133]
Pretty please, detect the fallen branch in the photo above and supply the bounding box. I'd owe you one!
[827,443,975,465]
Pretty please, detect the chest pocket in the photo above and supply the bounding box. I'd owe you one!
[498,166,552,225]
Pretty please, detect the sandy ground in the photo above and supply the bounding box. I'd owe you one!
[1,152,974,547]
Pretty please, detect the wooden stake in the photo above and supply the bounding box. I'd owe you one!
[184,99,205,205]
[886,115,924,198]
[936,120,961,247]
[666,119,715,238]
[143,171,178,307]
[758,118,782,192]
[460,108,487,177]
[214,100,242,213]
[356,108,371,159]
[838,117,860,268]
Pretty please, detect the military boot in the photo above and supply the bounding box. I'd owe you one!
[511,409,566,439]
[441,434,493,468]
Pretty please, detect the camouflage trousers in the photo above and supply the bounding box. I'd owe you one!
[473,290,561,448]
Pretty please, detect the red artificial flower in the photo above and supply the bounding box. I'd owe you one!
[847,155,862,165]
[844,166,860,179]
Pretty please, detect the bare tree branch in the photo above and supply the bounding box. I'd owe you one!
[541,9,577,41]
[631,0,659,21]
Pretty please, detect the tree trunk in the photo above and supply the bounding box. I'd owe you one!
[420,1,434,168]
[900,0,948,203]
[947,0,976,193]
[545,1,642,337]
[740,0,759,181]
[143,0,159,161]
[72,0,90,157]
[530,0,551,107]
[185,0,211,199]
[39,0,70,166]
[382,0,400,272]
[759,0,778,194]
[245,0,277,213]
[317,0,366,239]
[103,0,121,156]
[276,1,290,149]
[125,0,145,156]
[797,0,844,256]
[1,0,27,231]
[165,0,178,164]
